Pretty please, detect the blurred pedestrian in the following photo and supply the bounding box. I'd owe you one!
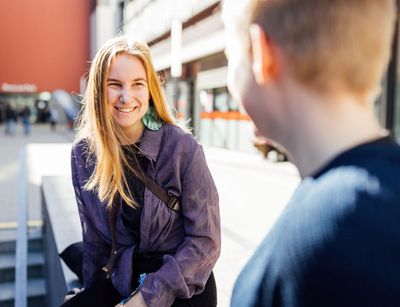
[63,36,220,307]
[49,108,58,131]
[222,0,400,306]
[66,114,74,131]
[21,106,31,135]
[4,103,17,135]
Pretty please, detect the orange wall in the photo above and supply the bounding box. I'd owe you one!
[0,0,91,93]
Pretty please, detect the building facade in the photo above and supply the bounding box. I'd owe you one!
[123,0,256,152]
[122,0,400,153]
[0,0,92,124]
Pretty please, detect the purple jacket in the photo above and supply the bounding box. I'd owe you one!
[71,124,221,307]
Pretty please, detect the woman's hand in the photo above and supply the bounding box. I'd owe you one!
[64,287,83,302]
[115,291,148,307]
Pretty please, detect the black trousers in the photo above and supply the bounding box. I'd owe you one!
[61,256,217,307]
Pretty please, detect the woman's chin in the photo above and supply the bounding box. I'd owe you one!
[114,118,144,131]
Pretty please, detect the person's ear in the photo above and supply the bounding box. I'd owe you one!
[249,24,278,85]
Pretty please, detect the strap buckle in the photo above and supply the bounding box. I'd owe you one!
[167,196,181,213]
[102,265,112,279]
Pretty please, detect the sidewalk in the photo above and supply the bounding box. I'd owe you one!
[205,147,299,306]
[0,123,74,238]
[0,123,300,306]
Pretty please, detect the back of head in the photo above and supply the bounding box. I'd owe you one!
[251,0,396,99]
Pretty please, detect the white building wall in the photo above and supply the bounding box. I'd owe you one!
[122,0,257,154]
[150,11,224,71]
[90,0,120,58]
[124,0,219,42]
[123,0,223,71]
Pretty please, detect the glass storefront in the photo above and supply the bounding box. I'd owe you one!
[0,92,52,124]
[165,79,191,124]
[374,10,400,143]
[198,86,255,152]
[394,94,400,143]
[394,20,400,142]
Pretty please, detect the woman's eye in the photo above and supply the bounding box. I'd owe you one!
[133,82,146,87]
[108,82,120,87]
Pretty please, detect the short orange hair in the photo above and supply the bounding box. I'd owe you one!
[251,0,396,98]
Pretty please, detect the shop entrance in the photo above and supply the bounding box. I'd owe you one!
[0,92,51,124]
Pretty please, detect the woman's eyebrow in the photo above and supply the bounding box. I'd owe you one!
[106,78,148,83]
[131,78,148,83]
[107,78,120,82]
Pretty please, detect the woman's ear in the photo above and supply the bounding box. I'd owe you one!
[249,24,278,85]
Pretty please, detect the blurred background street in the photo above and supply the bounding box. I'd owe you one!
[0,0,399,306]
[0,124,299,306]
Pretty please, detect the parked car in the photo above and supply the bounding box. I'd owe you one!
[253,134,288,162]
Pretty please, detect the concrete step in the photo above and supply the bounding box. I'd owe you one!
[28,237,44,253]
[0,241,15,255]
[0,251,45,283]
[0,295,47,307]
[0,236,43,254]
[0,278,46,306]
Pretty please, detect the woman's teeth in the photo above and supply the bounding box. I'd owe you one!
[116,106,136,113]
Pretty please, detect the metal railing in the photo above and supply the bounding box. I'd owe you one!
[15,148,28,307]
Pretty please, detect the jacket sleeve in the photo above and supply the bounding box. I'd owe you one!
[140,144,221,307]
[71,145,110,289]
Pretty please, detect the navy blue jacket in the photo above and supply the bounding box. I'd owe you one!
[232,137,400,307]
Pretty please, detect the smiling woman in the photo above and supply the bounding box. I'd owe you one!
[106,53,150,142]
[62,36,221,307]
[75,38,176,210]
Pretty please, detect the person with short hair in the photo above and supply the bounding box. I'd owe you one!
[64,36,220,307]
[222,0,400,306]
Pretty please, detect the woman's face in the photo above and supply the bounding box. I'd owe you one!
[106,53,150,135]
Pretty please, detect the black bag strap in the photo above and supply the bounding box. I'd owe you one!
[102,159,181,277]
[102,203,118,278]
[128,160,181,213]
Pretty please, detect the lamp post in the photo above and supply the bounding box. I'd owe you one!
[170,18,182,114]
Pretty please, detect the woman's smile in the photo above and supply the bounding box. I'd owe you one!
[114,106,139,113]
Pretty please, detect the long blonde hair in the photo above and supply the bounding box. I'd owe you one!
[75,36,176,209]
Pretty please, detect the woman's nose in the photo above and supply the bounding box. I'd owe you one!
[120,88,131,104]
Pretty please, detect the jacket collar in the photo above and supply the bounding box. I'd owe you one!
[138,125,165,162]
